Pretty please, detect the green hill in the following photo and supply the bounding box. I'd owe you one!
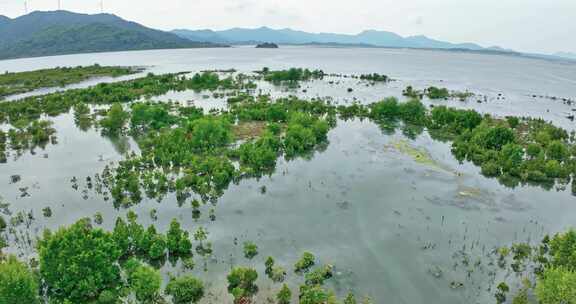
[0,11,226,60]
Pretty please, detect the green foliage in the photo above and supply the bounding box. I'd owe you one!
[165,275,205,304]
[227,267,258,302]
[182,257,195,270]
[512,288,528,304]
[100,103,129,134]
[265,256,275,275]
[148,233,167,260]
[193,227,208,243]
[547,140,569,161]
[264,256,286,282]
[500,143,524,172]
[97,289,119,304]
[344,293,357,304]
[299,285,338,304]
[0,65,137,99]
[113,217,130,254]
[495,282,510,304]
[429,106,482,132]
[276,284,291,304]
[0,215,6,232]
[283,113,329,158]
[270,266,287,283]
[402,86,421,98]
[143,116,232,165]
[167,219,192,256]
[535,267,576,304]
[544,160,563,178]
[187,72,224,91]
[284,123,318,157]
[38,218,122,302]
[0,255,39,304]
[549,229,576,271]
[131,102,177,131]
[305,265,334,286]
[3,120,56,158]
[507,116,520,128]
[175,155,236,200]
[398,99,426,124]
[369,97,400,121]
[295,252,316,273]
[238,132,281,173]
[481,160,500,177]
[472,124,516,150]
[263,68,324,84]
[187,116,233,151]
[359,73,389,82]
[526,143,542,158]
[426,86,450,99]
[128,263,162,303]
[243,241,258,259]
[0,72,240,126]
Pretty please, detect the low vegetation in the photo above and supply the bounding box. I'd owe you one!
[2,66,576,304]
[403,85,474,101]
[358,73,389,82]
[2,211,368,304]
[260,67,325,86]
[0,64,139,99]
[493,229,576,304]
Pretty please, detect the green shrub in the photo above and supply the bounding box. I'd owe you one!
[227,267,258,302]
[129,263,161,303]
[165,275,204,304]
[243,241,258,259]
[535,267,576,304]
[481,161,501,177]
[299,285,338,304]
[426,87,450,99]
[295,252,316,273]
[276,284,291,304]
[0,255,39,304]
[100,103,129,133]
[167,219,192,256]
[38,218,122,302]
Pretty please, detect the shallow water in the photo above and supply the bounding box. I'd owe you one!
[1,46,576,303]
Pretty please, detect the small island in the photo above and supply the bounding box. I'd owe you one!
[256,42,279,49]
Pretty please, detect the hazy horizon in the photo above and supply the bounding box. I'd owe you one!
[1,0,574,54]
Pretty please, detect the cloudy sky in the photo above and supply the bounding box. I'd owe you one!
[1,0,575,54]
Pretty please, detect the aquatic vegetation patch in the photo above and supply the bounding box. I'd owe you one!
[0,71,254,126]
[0,64,139,99]
[471,230,576,304]
[0,120,57,162]
[403,85,474,101]
[358,73,390,82]
[89,95,334,206]
[0,208,369,304]
[390,139,446,171]
[259,67,325,87]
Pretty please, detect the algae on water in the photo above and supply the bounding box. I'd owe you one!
[389,139,456,175]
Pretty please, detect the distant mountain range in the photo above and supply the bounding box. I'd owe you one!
[0,11,224,60]
[0,10,574,62]
[172,27,510,52]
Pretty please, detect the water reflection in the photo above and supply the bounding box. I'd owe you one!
[0,48,576,303]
